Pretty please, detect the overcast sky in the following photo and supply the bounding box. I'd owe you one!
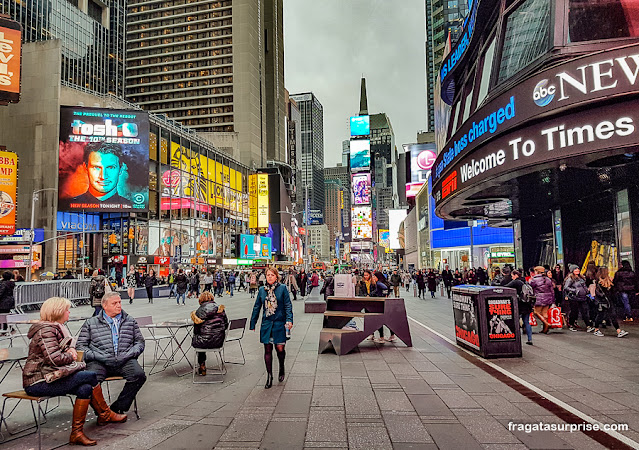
[284,0,428,167]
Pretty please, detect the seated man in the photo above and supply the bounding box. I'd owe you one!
[77,292,146,415]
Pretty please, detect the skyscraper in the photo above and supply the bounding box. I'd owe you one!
[324,164,350,236]
[370,113,397,230]
[290,92,325,212]
[425,0,468,131]
[126,0,286,168]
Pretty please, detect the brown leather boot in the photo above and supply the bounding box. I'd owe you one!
[90,384,128,426]
[69,399,97,446]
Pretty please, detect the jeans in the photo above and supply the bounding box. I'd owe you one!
[204,283,212,292]
[595,306,620,329]
[169,284,176,297]
[569,300,591,327]
[520,313,532,342]
[86,359,146,413]
[618,292,633,319]
[25,370,98,399]
[445,285,452,299]
[229,284,234,297]
[176,291,186,305]
[146,286,153,302]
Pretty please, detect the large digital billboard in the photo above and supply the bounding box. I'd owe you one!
[239,234,272,259]
[404,143,437,198]
[352,173,371,205]
[350,115,370,137]
[0,17,22,104]
[389,209,408,249]
[350,140,370,171]
[58,107,149,212]
[351,206,372,240]
[0,150,17,235]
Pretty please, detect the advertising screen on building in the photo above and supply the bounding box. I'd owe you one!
[351,206,372,240]
[378,229,392,253]
[389,209,408,249]
[350,140,370,171]
[58,107,150,212]
[0,150,17,235]
[350,115,370,136]
[352,173,371,205]
[0,244,42,269]
[239,234,272,259]
[0,17,22,104]
[404,143,436,198]
[257,174,269,232]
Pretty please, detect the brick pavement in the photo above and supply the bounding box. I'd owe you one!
[1,288,638,449]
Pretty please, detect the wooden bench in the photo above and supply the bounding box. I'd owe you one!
[319,297,412,355]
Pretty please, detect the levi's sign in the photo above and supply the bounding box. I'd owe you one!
[433,44,639,186]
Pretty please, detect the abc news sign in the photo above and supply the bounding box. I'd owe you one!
[433,43,639,188]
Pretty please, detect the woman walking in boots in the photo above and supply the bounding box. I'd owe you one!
[22,297,126,446]
[530,266,554,333]
[144,269,157,304]
[250,267,293,389]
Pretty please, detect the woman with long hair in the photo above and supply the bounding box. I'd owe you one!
[593,267,629,338]
[372,271,394,343]
[144,269,157,304]
[250,267,293,389]
[126,267,136,305]
[564,265,593,332]
[530,266,555,334]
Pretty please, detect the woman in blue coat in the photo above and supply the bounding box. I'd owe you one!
[250,267,293,389]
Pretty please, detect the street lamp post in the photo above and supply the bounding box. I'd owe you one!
[27,188,57,282]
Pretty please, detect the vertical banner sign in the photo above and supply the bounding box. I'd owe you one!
[0,150,17,235]
[248,174,257,232]
[0,18,22,104]
[257,174,269,231]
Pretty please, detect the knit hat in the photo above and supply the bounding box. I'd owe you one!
[568,264,579,272]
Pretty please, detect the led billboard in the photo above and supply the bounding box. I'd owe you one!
[352,173,371,205]
[0,17,22,104]
[239,234,272,259]
[350,140,370,171]
[351,206,372,240]
[0,150,17,235]
[389,209,408,249]
[404,143,437,198]
[350,115,370,136]
[58,107,149,212]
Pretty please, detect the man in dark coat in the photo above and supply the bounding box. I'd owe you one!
[613,260,637,321]
[441,266,453,298]
[175,269,189,306]
[77,292,146,414]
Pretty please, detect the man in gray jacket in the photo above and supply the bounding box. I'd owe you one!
[77,292,146,415]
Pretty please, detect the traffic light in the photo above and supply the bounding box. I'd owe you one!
[108,233,117,244]
[78,240,83,249]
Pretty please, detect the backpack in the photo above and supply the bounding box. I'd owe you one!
[93,278,106,299]
[520,282,536,304]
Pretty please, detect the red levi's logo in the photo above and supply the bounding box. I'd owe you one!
[442,171,458,198]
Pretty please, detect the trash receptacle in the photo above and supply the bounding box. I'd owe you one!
[452,285,521,358]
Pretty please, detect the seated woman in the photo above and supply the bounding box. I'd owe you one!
[23,297,126,446]
[191,291,229,375]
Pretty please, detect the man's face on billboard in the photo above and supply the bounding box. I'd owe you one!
[86,151,121,197]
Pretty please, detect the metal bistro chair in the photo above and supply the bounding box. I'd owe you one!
[192,334,227,384]
[1,314,29,348]
[224,318,247,365]
[135,316,173,370]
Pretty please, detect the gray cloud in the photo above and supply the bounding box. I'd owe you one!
[284,0,428,167]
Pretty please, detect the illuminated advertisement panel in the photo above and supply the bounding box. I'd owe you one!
[0,17,22,103]
[248,174,258,231]
[378,229,392,253]
[351,206,372,239]
[58,107,149,212]
[239,234,272,259]
[389,209,408,249]
[0,244,42,269]
[257,174,269,231]
[0,150,17,235]
[352,173,371,205]
[350,115,370,136]
[350,140,370,171]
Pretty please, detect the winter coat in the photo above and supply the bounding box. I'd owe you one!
[320,276,334,299]
[143,274,157,288]
[441,270,453,287]
[427,273,437,291]
[297,273,307,292]
[371,281,390,297]
[416,273,426,288]
[499,274,513,286]
[286,274,299,293]
[22,322,75,388]
[594,282,614,309]
[90,275,108,307]
[506,278,531,315]
[390,274,401,287]
[0,279,15,310]
[191,301,228,349]
[77,310,145,367]
[175,273,189,294]
[311,273,319,287]
[564,275,589,302]
[189,272,200,286]
[356,279,373,297]
[613,267,638,293]
[250,283,293,344]
[530,275,555,307]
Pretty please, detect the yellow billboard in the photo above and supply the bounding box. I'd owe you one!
[249,174,257,230]
[257,174,269,230]
[0,150,17,235]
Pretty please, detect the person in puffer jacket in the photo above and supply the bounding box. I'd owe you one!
[191,291,228,376]
[530,266,555,334]
[564,264,593,332]
[613,260,637,321]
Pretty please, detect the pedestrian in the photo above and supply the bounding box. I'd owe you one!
[356,270,373,297]
[309,271,320,295]
[593,267,629,338]
[217,273,225,297]
[250,267,293,389]
[0,271,15,331]
[143,269,157,304]
[320,272,335,301]
[249,271,258,298]
[477,267,487,285]
[552,264,564,307]
[126,267,136,304]
[228,271,236,297]
[191,291,229,376]
[427,269,437,298]
[491,267,503,285]
[286,270,299,300]
[506,270,533,345]
[297,269,307,299]
[12,269,24,282]
[175,269,188,306]
[390,270,401,297]
[372,271,394,342]
[168,269,176,298]
[402,271,411,292]
[416,270,426,298]
[90,269,109,317]
[564,264,593,332]
[467,269,478,285]
[613,260,636,322]
[500,265,513,286]
[188,268,200,298]
[203,271,214,292]
[258,271,266,288]
[23,297,127,446]
[454,269,464,285]
[530,266,554,334]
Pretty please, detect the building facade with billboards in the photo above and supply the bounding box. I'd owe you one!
[431,0,639,280]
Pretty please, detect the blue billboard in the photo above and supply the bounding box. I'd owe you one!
[350,115,370,136]
[239,234,272,259]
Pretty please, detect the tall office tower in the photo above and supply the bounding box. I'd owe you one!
[126,0,286,168]
[342,140,350,167]
[425,0,468,131]
[290,92,325,212]
[286,93,302,204]
[325,164,350,232]
[324,179,344,247]
[1,0,126,96]
[370,112,397,230]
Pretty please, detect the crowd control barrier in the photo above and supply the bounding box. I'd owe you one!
[14,280,92,312]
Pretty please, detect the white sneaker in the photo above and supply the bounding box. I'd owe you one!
[618,330,629,338]
[593,330,604,337]
[586,326,595,333]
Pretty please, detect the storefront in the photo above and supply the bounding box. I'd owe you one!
[431,0,639,278]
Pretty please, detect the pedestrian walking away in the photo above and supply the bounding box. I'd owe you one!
[250,267,293,389]
[613,259,637,322]
[144,269,157,304]
[175,268,189,306]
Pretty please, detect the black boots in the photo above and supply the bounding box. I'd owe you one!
[265,373,273,389]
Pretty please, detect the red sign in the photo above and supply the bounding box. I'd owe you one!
[154,256,170,265]
[299,227,306,236]
[442,171,457,199]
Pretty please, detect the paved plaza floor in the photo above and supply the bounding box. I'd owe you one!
[1,288,638,449]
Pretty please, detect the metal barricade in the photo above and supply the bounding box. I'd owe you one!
[13,280,92,312]
[61,280,91,305]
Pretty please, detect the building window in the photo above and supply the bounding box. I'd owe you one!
[476,37,496,108]
[498,0,551,84]
[568,0,639,43]
[88,0,104,24]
